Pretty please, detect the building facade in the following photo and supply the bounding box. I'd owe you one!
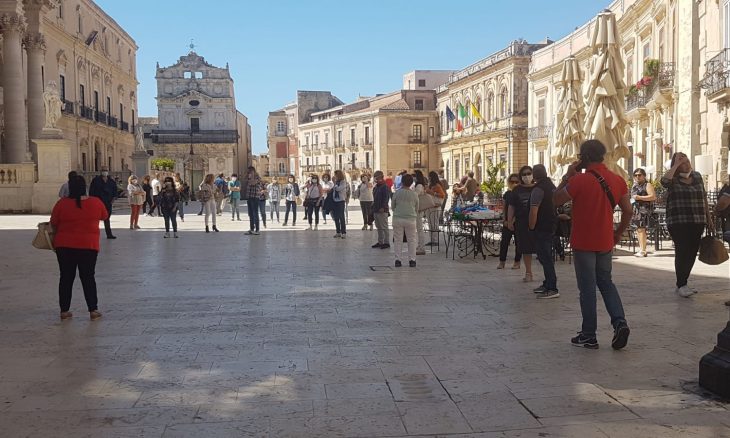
[528,0,729,188]
[402,70,453,91]
[148,50,251,190]
[297,90,439,181]
[0,0,138,212]
[438,39,549,185]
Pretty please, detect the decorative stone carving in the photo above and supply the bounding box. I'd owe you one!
[0,13,27,34]
[23,32,46,51]
[56,49,67,66]
[42,80,63,130]
[104,74,112,86]
[77,56,86,71]
[135,125,144,151]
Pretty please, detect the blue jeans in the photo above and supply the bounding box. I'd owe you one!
[573,250,626,337]
[247,200,259,232]
[230,198,241,219]
[535,230,557,291]
[332,201,346,234]
[258,199,267,226]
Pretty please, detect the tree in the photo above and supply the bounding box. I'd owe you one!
[480,161,506,201]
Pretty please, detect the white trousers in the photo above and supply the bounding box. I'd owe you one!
[416,211,426,251]
[204,199,217,226]
[393,217,418,262]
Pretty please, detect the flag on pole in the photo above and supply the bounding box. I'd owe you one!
[458,103,466,120]
[470,103,483,121]
[456,119,463,132]
[446,106,455,121]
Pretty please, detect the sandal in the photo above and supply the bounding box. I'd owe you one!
[511,263,521,270]
[89,310,102,321]
[60,311,73,320]
[523,273,533,282]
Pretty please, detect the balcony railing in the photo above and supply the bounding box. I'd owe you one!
[408,136,423,144]
[347,140,358,149]
[701,49,730,97]
[95,111,107,124]
[120,121,130,132]
[302,164,332,173]
[80,105,94,120]
[527,124,551,141]
[644,62,675,96]
[107,116,118,128]
[361,137,373,146]
[62,99,74,115]
[411,162,426,169]
[151,129,239,144]
[626,92,649,112]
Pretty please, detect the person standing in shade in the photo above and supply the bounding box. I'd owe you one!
[198,174,219,233]
[553,139,632,350]
[244,167,263,235]
[214,173,228,215]
[228,173,242,221]
[50,175,108,321]
[498,174,522,270]
[142,175,154,216]
[372,170,391,249]
[150,173,162,217]
[304,174,324,230]
[159,176,180,238]
[173,173,186,222]
[258,183,268,229]
[89,166,118,239]
[321,173,333,224]
[356,174,374,230]
[392,173,419,267]
[58,170,77,198]
[331,170,348,238]
[630,168,656,257]
[529,164,559,299]
[283,175,299,226]
[507,166,536,282]
[179,181,190,223]
[127,175,145,230]
[268,178,282,223]
[661,152,713,297]
[413,170,428,255]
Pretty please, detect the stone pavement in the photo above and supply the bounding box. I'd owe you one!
[1,203,729,437]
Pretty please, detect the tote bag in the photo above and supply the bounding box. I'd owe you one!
[699,230,729,265]
[32,222,55,251]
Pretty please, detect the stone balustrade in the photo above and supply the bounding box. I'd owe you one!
[0,163,37,212]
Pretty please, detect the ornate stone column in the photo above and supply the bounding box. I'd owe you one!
[25,32,46,159]
[0,13,29,163]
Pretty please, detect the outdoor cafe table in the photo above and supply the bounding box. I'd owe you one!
[450,214,503,260]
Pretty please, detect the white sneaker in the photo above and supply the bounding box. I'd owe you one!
[163,232,170,238]
[307,225,312,230]
[341,234,346,239]
[676,285,696,298]
[253,231,260,235]
[314,225,318,230]
[634,251,646,257]
[333,233,341,238]
[173,232,179,238]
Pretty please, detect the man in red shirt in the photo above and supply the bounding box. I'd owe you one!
[553,140,633,350]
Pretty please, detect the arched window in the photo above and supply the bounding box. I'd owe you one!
[279,163,285,174]
[440,110,445,133]
[499,87,508,118]
[475,96,483,123]
[486,92,494,120]
[464,99,471,127]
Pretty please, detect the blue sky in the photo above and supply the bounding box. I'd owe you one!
[96,0,606,154]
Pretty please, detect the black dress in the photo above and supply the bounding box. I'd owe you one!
[511,185,536,254]
[631,182,652,229]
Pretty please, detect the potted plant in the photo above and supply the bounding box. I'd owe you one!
[643,59,660,78]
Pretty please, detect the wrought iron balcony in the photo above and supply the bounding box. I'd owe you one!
[80,105,94,120]
[107,116,118,128]
[626,92,649,112]
[95,111,107,124]
[347,140,358,149]
[120,121,130,132]
[644,62,675,97]
[62,99,74,115]
[361,137,373,146]
[701,49,730,101]
[150,129,238,144]
[411,162,426,169]
[527,124,551,141]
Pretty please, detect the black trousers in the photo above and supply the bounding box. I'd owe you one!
[102,202,113,237]
[668,223,705,288]
[142,194,153,214]
[285,200,297,224]
[163,210,178,232]
[56,248,99,312]
[499,226,522,263]
[153,195,162,216]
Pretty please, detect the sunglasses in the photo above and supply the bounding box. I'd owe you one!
[508,180,520,184]
[521,173,532,176]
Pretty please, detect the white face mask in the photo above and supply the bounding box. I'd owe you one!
[679,172,691,179]
[522,175,533,184]
[231,177,237,181]
[101,171,109,177]
[289,179,294,183]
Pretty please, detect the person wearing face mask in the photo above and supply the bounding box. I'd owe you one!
[331,170,348,238]
[320,173,333,224]
[89,166,118,239]
[304,174,323,230]
[507,166,536,282]
[150,173,162,217]
[661,152,713,298]
[498,173,522,269]
[228,174,242,221]
[126,175,145,230]
[244,167,264,235]
[267,178,282,223]
[283,175,300,226]
[356,174,374,230]
[159,177,180,238]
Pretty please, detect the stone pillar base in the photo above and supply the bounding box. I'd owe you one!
[699,318,730,399]
[31,132,71,214]
[131,151,150,178]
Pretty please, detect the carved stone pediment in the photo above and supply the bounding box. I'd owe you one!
[56,49,67,66]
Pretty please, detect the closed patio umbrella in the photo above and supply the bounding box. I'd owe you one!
[582,10,630,179]
[552,56,585,178]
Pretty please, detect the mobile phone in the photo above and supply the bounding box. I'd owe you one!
[575,160,586,172]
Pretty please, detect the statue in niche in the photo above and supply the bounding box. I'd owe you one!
[43,81,63,129]
[135,125,145,151]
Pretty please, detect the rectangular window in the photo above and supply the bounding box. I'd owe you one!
[626,53,634,87]
[351,153,356,168]
[415,99,424,110]
[82,152,87,171]
[642,41,651,62]
[364,126,370,144]
[59,75,66,101]
[418,79,426,87]
[350,129,356,145]
[413,151,422,165]
[93,91,99,111]
[58,2,63,18]
[365,152,370,169]
[412,125,422,140]
[429,126,434,137]
[337,130,342,146]
[314,133,319,145]
[119,103,124,122]
[537,98,546,127]
[190,117,200,132]
[79,84,85,106]
[454,156,460,178]
[131,110,135,131]
[338,155,343,170]
[658,27,665,61]
[305,135,309,146]
[725,0,730,48]
[106,96,111,114]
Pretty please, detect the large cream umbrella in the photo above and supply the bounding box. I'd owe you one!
[582,10,630,179]
[552,56,585,178]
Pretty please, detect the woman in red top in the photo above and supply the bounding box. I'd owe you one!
[50,175,108,321]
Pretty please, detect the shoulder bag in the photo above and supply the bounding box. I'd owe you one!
[587,170,616,210]
[699,227,729,265]
[418,193,438,212]
[32,222,55,251]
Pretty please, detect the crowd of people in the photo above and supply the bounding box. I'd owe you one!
[47,141,730,352]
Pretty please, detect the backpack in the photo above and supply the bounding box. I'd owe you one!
[197,184,212,202]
